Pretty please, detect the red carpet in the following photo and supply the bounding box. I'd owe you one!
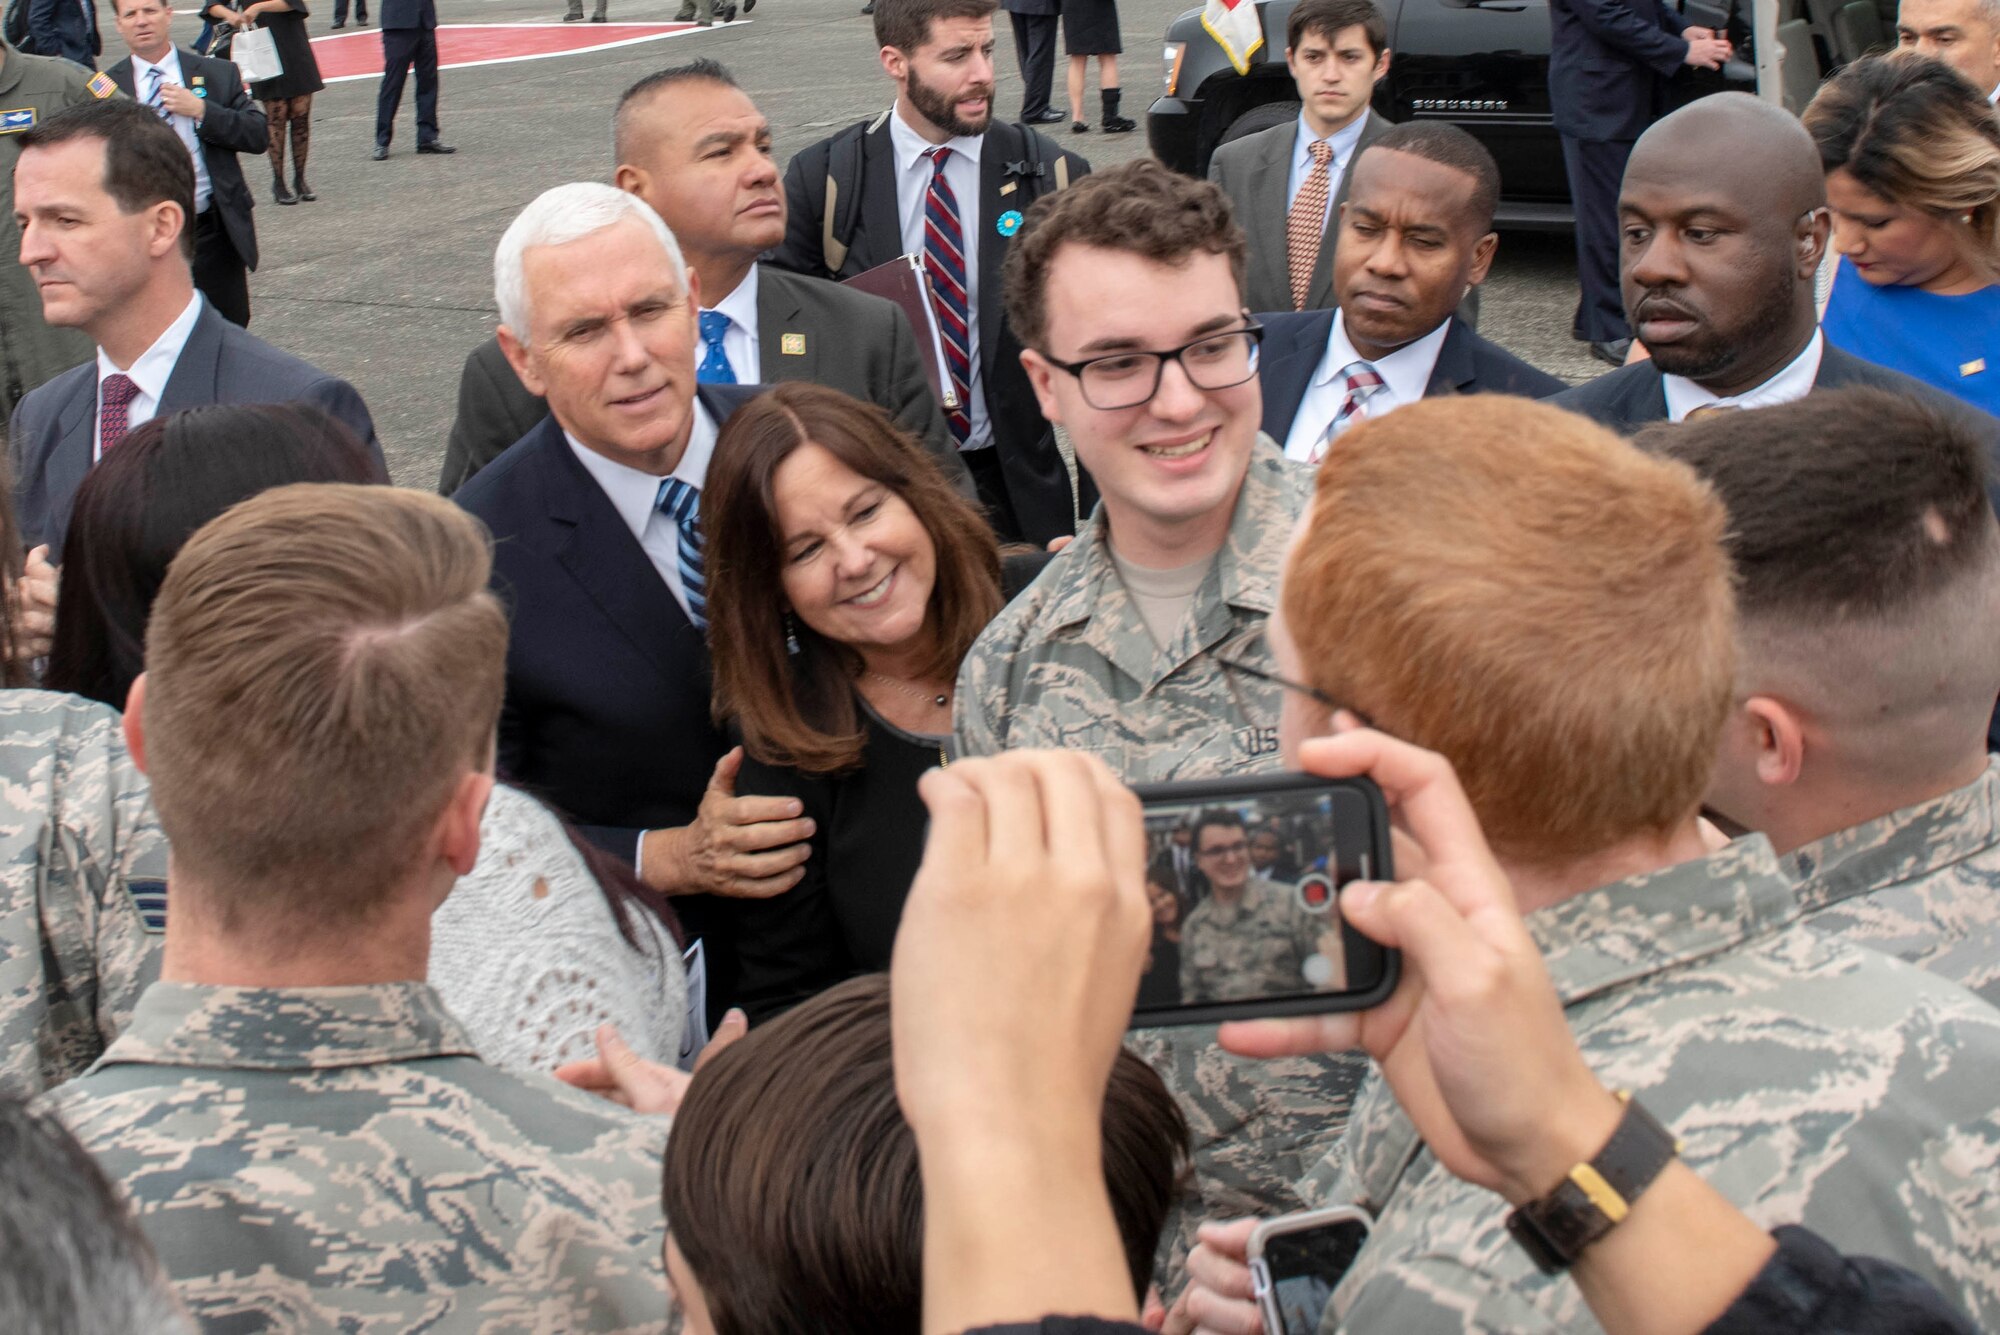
[313,22,711,81]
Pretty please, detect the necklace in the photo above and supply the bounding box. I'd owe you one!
[865,671,952,710]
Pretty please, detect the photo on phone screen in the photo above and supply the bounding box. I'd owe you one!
[1130,774,1396,1026]
[1252,1209,1373,1335]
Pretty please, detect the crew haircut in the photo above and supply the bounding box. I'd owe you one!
[705,383,1001,773]
[1191,807,1248,850]
[1285,397,1735,861]
[613,58,740,163]
[1286,0,1388,56]
[142,485,507,941]
[16,100,196,260]
[1804,52,2000,262]
[872,0,998,52]
[662,975,1187,1335]
[1367,121,1502,233]
[0,1096,189,1335]
[1003,159,1247,351]
[1646,389,2000,780]
[493,182,686,338]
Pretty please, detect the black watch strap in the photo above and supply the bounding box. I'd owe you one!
[1505,1092,1678,1274]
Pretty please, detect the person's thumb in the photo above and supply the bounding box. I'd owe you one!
[707,746,744,799]
[597,1022,641,1072]
[695,1008,748,1073]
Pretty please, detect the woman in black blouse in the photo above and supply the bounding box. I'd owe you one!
[704,383,1046,1022]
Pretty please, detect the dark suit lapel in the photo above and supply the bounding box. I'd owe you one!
[754,267,814,383]
[1310,110,1390,310]
[1249,124,1295,312]
[857,122,905,276]
[47,373,98,533]
[155,302,222,416]
[976,142,1010,381]
[1424,317,1478,396]
[537,424,703,684]
[1256,311,1335,439]
[1616,363,1670,426]
[107,58,134,97]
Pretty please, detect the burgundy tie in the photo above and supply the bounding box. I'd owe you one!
[99,373,139,455]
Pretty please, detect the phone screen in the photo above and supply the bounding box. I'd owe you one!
[1131,775,1394,1025]
[1258,1217,1371,1335]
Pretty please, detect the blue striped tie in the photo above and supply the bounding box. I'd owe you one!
[656,477,707,630]
[922,146,973,446]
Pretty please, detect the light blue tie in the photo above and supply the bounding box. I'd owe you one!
[656,477,707,630]
[697,310,736,385]
[145,65,168,118]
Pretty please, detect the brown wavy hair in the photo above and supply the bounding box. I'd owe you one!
[703,384,1002,774]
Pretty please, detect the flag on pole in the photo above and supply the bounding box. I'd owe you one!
[1201,0,1264,75]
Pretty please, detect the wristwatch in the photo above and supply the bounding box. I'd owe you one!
[1505,1091,1679,1274]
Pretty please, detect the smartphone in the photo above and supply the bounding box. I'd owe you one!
[1249,1205,1374,1335]
[1129,773,1398,1027]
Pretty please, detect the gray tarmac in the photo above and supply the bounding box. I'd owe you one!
[130,0,1597,485]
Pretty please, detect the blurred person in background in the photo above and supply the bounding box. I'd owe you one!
[1809,53,2000,416]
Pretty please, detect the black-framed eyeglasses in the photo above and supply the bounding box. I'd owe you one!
[1041,320,1265,411]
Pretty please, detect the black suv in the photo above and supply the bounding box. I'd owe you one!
[1148,0,1779,225]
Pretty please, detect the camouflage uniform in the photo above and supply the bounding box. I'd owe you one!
[0,690,164,1099]
[46,982,670,1333]
[955,439,1313,777]
[1298,836,2000,1333]
[1179,874,1323,1002]
[956,441,1364,1285]
[1784,757,2000,1006]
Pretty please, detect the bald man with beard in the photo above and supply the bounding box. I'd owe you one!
[1551,93,2000,433]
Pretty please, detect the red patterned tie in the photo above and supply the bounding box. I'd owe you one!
[98,373,139,455]
[1308,361,1385,464]
[922,147,973,446]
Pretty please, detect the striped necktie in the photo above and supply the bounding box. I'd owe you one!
[145,65,168,117]
[922,146,973,446]
[655,477,707,631]
[1308,361,1385,464]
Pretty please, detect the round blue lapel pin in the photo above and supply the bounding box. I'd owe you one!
[996,209,1024,238]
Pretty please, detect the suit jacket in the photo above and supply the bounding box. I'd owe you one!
[106,49,264,270]
[1209,109,1393,316]
[8,297,383,557]
[377,0,434,29]
[438,265,966,496]
[1256,308,1566,441]
[771,113,1095,547]
[25,0,97,65]
[1001,0,1059,15]
[1547,0,1687,141]
[452,385,761,1013]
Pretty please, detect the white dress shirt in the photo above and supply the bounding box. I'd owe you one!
[564,400,719,624]
[1662,329,1824,423]
[1284,110,1370,227]
[1281,308,1452,460]
[94,291,204,459]
[703,264,761,385]
[889,104,992,451]
[132,48,212,215]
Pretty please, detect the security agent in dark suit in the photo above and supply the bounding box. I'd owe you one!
[1549,0,1730,363]
[8,100,379,557]
[1207,0,1392,316]
[1000,0,1062,122]
[458,182,818,1015]
[24,0,97,67]
[1551,95,2000,440]
[1256,124,1564,456]
[372,0,451,158]
[771,0,1093,548]
[105,0,263,328]
[439,59,964,498]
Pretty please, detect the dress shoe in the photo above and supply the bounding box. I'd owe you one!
[1072,119,1089,132]
[744,0,755,11]
[860,2,873,12]
[1588,337,1633,367]
[416,141,457,154]
[329,20,345,28]
[562,9,584,17]
[1029,107,1066,122]
[371,144,389,160]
